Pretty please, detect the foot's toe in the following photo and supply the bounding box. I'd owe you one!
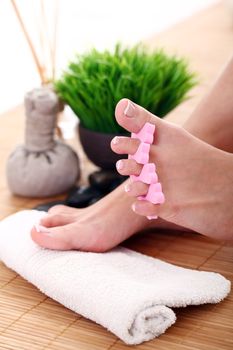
[48,205,79,216]
[115,159,142,176]
[132,199,161,218]
[32,214,78,250]
[40,213,76,227]
[31,220,109,252]
[31,223,77,250]
[125,181,148,197]
[115,98,161,134]
[31,218,99,251]
[111,136,139,155]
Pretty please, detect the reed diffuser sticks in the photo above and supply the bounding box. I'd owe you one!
[10,0,58,84]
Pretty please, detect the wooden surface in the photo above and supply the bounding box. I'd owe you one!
[0,2,233,349]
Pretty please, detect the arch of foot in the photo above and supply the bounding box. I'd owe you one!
[128,122,165,220]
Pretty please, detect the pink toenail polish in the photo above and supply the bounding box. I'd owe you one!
[116,160,124,170]
[124,100,135,117]
[34,224,51,235]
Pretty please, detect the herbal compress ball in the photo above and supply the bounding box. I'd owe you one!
[6,87,80,197]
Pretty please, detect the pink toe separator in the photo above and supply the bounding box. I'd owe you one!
[131,163,158,184]
[132,122,156,144]
[129,122,155,165]
[129,122,165,220]
[145,182,165,204]
[138,181,165,220]
[138,183,165,204]
[129,142,150,165]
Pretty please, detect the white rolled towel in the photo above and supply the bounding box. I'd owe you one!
[0,210,230,345]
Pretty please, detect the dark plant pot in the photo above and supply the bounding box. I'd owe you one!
[78,125,128,170]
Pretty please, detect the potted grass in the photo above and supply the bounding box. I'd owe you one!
[54,44,196,169]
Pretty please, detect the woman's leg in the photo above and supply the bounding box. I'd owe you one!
[184,55,233,152]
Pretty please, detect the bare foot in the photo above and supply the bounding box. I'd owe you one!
[111,99,233,240]
[30,180,157,251]
[31,181,188,251]
[31,99,233,251]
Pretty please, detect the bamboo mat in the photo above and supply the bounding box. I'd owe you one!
[0,1,233,349]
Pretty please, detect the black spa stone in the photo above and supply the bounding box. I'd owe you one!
[34,171,126,211]
[66,186,102,208]
[34,200,66,212]
[89,170,125,191]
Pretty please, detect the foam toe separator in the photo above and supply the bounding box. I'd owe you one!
[129,142,150,165]
[146,183,165,204]
[129,122,165,220]
[132,122,155,144]
[131,163,158,184]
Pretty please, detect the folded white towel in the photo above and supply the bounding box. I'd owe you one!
[0,210,230,345]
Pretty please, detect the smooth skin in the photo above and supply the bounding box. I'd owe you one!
[112,99,233,239]
[31,56,233,251]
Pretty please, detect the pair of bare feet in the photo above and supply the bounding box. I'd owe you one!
[31,96,233,251]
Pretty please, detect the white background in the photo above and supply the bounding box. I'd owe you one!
[0,0,216,113]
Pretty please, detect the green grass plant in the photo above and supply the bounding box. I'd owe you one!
[54,44,196,134]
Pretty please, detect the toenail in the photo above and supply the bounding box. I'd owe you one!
[131,203,136,212]
[124,100,135,117]
[147,215,158,220]
[124,183,131,192]
[112,136,120,145]
[116,160,124,170]
[34,224,52,235]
